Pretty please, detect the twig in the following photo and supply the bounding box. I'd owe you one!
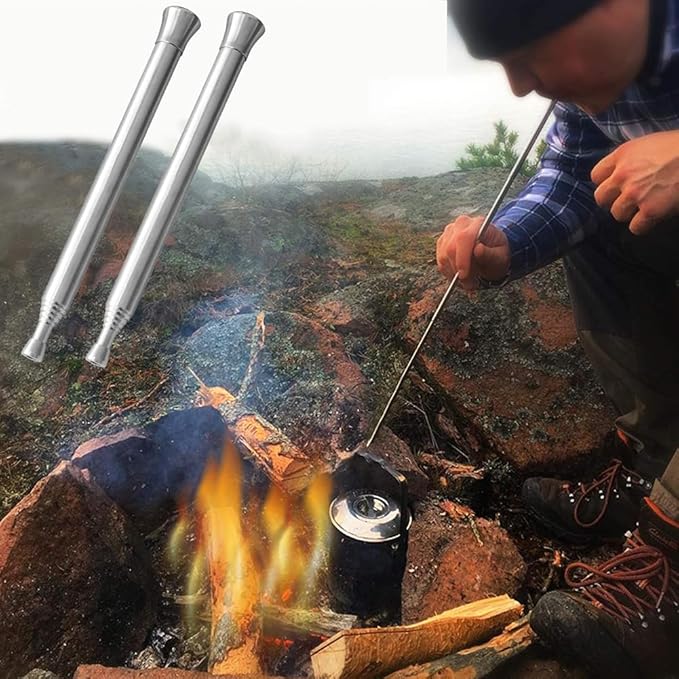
[238,311,266,400]
[187,365,207,389]
[467,515,484,546]
[402,397,437,450]
[449,442,471,463]
[94,376,169,428]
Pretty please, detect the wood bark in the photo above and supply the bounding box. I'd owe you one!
[310,595,523,679]
[190,359,317,496]
[384,617,534,678]
[419,453,484,497]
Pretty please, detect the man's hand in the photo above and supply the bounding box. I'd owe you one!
[591,130,679,235]
[436,215,511,290]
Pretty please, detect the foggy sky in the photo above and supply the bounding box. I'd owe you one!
[1,1,546,180]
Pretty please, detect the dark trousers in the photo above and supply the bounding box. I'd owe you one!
[562,215,679,520]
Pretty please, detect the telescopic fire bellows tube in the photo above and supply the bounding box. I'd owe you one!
[366,100,557,447]
[21,6,201,364]
[86,11,265,369]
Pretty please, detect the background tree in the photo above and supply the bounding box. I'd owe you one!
[457,120,547,176]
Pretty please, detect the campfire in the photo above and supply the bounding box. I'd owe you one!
[0,388,532,678]
[167,437,331,675]
[155,410,527,679]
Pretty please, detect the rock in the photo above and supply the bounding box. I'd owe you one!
[0,462,159,677]
[401,501,526,624]
[358,427,429,500]
[498,648,589,678]
[146,406,227,509]
[73,667,281,679]
[71,428,155,520]
[71,407,226,530]
[312,296,378,337]
[19,671,61,679]
[403,267,615,472]
[311,271,418,339]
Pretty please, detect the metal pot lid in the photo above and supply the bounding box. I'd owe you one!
[329,489,411,543]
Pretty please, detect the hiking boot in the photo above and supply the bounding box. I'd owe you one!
[522,458,652,543]
[530,499,679,679]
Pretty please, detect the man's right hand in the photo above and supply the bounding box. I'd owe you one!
[436,215,511,290]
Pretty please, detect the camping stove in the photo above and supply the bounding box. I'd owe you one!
[327,451,411,625]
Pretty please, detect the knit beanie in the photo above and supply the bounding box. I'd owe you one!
[450,0,601,59]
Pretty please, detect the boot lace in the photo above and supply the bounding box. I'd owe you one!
[565,532,679,625]
[570,459,647,528]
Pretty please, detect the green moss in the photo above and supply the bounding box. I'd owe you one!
[311,204,433,270]
[0,451,49,517]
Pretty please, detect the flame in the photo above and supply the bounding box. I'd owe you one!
[169,437,331,661]
[197,444,260,629]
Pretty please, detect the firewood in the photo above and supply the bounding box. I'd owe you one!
[189,367,317,495]
[310,594,523,679]
[218,402,316,494]
[260,605,358,642]
[209,610,262,675]
[384,617,534,678]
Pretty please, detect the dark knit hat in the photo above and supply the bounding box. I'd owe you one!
[450,0,600,59]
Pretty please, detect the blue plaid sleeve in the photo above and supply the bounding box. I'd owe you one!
[493,102,616,281]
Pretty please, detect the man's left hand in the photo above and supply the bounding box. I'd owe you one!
[591,130,679,234]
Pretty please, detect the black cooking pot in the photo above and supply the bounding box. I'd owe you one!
[327,450,411,625]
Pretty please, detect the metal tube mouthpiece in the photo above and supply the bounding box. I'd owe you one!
[86,11,265,368]
[21,7,200,363]
[157,5,202,52]
[221,11,266,56]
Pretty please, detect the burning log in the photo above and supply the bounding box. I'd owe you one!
[219,402,316,494]
[190,368,317,494]
[384,617,534,678]
[310,594,523,679]
[261,605,358,642]
[209,612,262,675]
[175,430,331,676]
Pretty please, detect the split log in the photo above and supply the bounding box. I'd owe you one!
[219,402,316,494]
[261,605,358,642]
[384,617,535,678]
[191,372,317,495]
[310,594,523,679]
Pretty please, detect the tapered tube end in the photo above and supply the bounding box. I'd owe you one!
[86,339,112,369]
[157,6,201,53]
[21,335,48,363]
[21,301,66,363]
[221,12,265,57]
[86,307,131,369]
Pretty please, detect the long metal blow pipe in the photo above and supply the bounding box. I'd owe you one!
[22,6,201,363]
[86,11,265,368]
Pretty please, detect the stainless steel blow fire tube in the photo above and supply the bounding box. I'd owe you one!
[21,6,201,363]
[86,11,265,368]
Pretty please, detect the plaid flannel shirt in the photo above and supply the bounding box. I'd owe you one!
[494,0,679,281]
